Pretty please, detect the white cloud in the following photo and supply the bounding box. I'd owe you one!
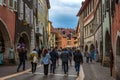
[49,0,84,28]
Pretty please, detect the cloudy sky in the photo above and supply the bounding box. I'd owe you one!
[49,0,85,28]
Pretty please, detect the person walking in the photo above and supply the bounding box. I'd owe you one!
[94,49,99,62]
[68,49,72,66]
[60,48,69,76]
[85,51,89,63]
[49,47,58,74]
[110,48,114,76]
[90,49,95,63]
[30,49,38,74]
[41,49,51,76]
[17,47,26,72]
[8,47,15,64]
[73,49,83,76]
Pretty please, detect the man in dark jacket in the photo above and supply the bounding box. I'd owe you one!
[50,47,58,74]
[73,48,83,76]
[61,48,69,76]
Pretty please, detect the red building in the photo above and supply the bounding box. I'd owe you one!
[0,0,16,63]
[112,0,120,79]
[55,28,77,49]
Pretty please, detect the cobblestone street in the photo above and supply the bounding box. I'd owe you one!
[0,60,114,80]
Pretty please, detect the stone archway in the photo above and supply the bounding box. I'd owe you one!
[16,32,30,60]
[85,45,88,52]
[0,20,11,63]
[90,44,95,51]
[105,31,112,56]
[116,36,120,80]
[17,33,30,51]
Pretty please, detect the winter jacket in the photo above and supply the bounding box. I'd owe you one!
[61,51,69,62]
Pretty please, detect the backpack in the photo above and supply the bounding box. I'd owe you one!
[33,56,38,63]
[74,52,83,63]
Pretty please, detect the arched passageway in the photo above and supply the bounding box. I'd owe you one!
[0,20,11,63]
[90,44,95,51]
[116,36,120,80]
[85,45,88,52]
[105,31,112,56]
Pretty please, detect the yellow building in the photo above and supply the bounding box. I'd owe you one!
[50,26,57,48]
[47,21,52,48]
[35,0,50,48]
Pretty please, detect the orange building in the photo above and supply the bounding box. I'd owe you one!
[54,28,77,49]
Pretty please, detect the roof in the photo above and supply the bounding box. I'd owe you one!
[77,0,90,16]
[55,28,76,38]
[46,0,50,9]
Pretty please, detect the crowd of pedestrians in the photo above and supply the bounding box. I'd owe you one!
[16,46,100,77]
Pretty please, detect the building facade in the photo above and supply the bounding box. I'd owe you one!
[76,21,80,48]
[55,28,77,49]
[78,0,100,53]
[102,0,113,66]
[77,2,84,51]
[112,0,120,79]
[50,26,57,48]
[94,0,103,62]
[0,0,17,63]
[15,0,33,61]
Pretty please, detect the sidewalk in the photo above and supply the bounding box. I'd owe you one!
[82,62,114,80]
[0,60,31,77]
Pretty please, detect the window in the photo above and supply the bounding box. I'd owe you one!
[0,0,3,5]
[116,0,120,4]
[3,0,6,6]
[111,0,115,16]
[14,0,17,11]
[62,31,65,34]
[67,41,71,45]
[8,0,13,9]
[106,0,109,11]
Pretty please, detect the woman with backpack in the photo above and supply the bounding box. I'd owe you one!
[30,49,38,74]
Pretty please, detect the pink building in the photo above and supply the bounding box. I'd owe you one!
[0,0,17,63]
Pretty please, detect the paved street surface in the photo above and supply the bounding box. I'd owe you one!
[83,62,114,80]
[0,60,115,80]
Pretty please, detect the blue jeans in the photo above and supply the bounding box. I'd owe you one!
[75,62,80,74]
[63,62,68,74]
[50,61,56,73]
[17,58,25,72]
